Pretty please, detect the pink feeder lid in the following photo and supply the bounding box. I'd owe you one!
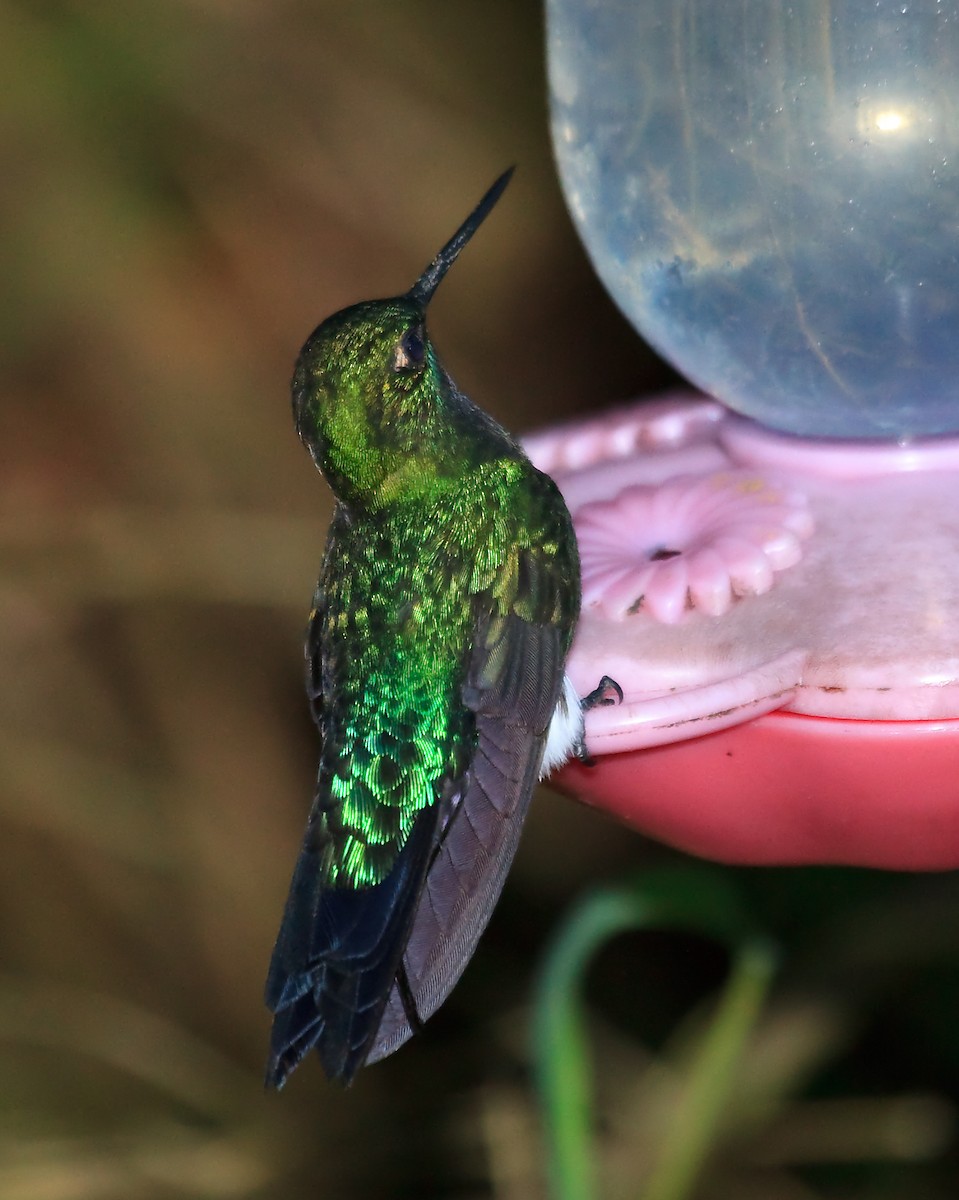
[525,397,959,869]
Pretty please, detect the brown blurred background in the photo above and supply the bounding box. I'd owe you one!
[0,2,673,1197]
[7,5,959,1199]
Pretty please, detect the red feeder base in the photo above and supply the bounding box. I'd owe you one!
[557,711,959,870]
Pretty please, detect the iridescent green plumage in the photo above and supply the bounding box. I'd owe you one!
[265,172,581,1086]
[309,453,575,891]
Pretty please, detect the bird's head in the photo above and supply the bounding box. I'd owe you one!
[292,170,513,511]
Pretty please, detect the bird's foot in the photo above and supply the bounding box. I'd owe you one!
[581,675,624,712]
[575,675,624,766]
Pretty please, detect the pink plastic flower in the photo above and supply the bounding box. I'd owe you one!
[574,471,813,623]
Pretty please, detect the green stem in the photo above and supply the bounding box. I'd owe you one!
[532,874,776,1200]
[533,889,653,1200]
[640,939,777,1200]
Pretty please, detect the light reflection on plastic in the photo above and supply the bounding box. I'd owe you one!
[874,109,906,132]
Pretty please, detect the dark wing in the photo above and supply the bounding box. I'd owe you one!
[367,550,569,1064]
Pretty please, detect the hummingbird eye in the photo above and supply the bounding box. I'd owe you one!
[391,326,425,373]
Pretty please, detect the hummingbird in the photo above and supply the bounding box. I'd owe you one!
[264,169,616,1087]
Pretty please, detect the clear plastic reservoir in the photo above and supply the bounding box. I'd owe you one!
[548,1,959,439]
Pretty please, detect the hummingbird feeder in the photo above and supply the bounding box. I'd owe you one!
[538,0,959,868]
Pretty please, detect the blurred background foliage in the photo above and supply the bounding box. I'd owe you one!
[2,2,959,1197]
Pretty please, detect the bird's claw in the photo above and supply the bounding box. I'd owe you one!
[575,675,624,767]
[581,674,624,712]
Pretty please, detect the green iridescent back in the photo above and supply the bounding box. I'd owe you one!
[311,452,578,890]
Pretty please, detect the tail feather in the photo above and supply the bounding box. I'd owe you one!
[264,806,439,1086]
[264,992,324,1088]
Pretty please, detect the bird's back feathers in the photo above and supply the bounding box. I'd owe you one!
[266,455,579,1086]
